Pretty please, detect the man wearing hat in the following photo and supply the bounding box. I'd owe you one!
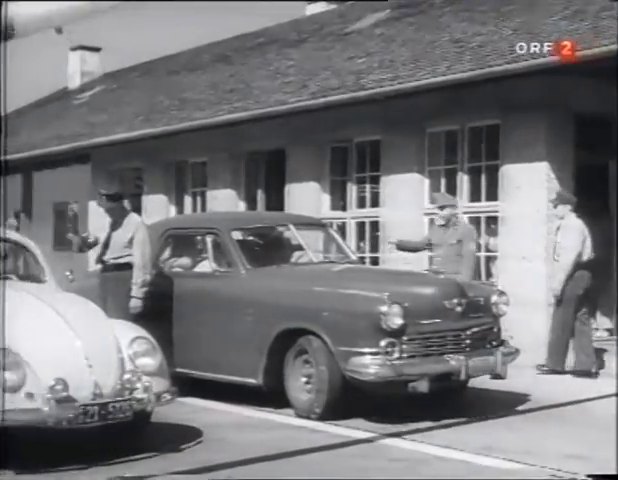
[68,174,152,321]
[537,189,598,378]
[390,192,478,282]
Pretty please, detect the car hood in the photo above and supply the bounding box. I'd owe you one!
[248,263,470,321]
[3,281,123,402]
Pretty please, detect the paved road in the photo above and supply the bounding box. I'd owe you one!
[2,361,616,479]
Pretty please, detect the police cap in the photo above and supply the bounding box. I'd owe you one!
[432,191,458,208]
[96,172,125,202]
[550,189,577,207]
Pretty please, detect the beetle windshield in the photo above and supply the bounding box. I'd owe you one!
[231,223,358,268]
[0,239,47,283]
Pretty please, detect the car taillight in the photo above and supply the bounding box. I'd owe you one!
[1,348,27,393]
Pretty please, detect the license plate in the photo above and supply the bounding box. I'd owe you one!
[77,399,134,425]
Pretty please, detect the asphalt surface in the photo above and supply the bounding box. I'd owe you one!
[1,345,616,479]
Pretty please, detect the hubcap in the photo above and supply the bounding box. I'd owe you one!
[290,349,316,397]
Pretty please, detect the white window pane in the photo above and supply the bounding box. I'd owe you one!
[355,176,368,209]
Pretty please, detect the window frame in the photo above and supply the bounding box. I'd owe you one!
[155,228,239,276]
[423,121,502,282]
[323,136,383,266]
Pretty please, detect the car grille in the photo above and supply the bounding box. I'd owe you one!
[400,324,497,359]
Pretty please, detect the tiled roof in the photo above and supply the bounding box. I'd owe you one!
[5,0,617,157]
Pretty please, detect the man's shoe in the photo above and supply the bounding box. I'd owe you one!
[570,370,600,379]
[536,364,567,375]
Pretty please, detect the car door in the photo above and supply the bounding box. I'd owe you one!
[153,229,258,382]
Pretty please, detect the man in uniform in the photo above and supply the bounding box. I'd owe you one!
[69,175,152,321]
[537,189,598,378]
[390,192,478,282]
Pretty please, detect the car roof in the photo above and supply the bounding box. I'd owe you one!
[148,211,325,238]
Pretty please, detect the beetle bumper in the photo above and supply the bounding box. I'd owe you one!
[0,374,177,429]
[343,341,520,383]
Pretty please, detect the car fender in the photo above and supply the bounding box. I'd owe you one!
[258,322,341,386]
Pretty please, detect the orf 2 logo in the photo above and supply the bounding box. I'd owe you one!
[552,40,578,63]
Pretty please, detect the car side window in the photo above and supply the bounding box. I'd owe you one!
[157,232,234,274]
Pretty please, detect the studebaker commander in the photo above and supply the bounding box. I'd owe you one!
[390,192,478,282]
[68,176,152,321]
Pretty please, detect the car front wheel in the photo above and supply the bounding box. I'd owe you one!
[283,335,345,420]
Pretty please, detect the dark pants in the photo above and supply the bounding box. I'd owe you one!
[546,269,597,371]
[99,269,132,320]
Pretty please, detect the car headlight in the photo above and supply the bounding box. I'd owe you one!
[1,348,27,393]
[379,302,406,332]
[490,290,510,317]
[128,337,163,375]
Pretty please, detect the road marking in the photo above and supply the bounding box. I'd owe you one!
[179,397,530,471]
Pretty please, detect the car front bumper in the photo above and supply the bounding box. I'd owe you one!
[1,376,178,429]
[343,341,520,383]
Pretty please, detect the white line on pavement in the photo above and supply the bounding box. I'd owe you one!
[178,397,530,471]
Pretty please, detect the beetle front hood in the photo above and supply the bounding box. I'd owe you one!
[3,281,123,402]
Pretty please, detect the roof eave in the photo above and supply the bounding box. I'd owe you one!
[4,44,617,162]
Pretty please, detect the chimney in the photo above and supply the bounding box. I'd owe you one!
[305,1,340,16]
[68,45,103,90]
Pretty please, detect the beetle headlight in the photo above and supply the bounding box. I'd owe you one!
[128,337,163,375]
[379,302,406,332]
[1,348,27,394]
[490,290,510,317]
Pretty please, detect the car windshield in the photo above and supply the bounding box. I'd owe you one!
[0,239,47,284]
[231,223,358,269]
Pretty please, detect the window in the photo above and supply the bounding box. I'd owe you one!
[188,161,208,213]
[157,231,234,273]
[1,239,46,284]
[173,160,209,214]
[424,123,501,282]
[244,150,286,212]
[231,223,356,268]
[52,201,79,251]
[324,139,382,266]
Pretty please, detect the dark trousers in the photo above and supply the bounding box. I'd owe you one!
[99,269,132,320]
[546,269,597,371]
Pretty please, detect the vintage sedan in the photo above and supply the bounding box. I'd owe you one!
[67,212,519,421]
[0,228,176,431]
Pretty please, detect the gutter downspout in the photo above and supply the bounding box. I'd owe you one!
[4,44,617,162]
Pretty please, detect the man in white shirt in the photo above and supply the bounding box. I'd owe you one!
[69,176,152,320]
[537,189,598,378]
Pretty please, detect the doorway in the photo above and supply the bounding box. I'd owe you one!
[574,114,616,336]
[244,149,286,211]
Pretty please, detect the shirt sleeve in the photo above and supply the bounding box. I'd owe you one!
[130,220,153,299]
[459,224,478,281]
[552,218,587,290]
[395,236,431,253]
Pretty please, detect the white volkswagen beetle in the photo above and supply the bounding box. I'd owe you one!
[0,228,176,430]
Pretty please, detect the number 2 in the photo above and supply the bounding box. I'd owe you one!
[560,40,573,56]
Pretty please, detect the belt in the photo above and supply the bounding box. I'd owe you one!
[100,262,133,273]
